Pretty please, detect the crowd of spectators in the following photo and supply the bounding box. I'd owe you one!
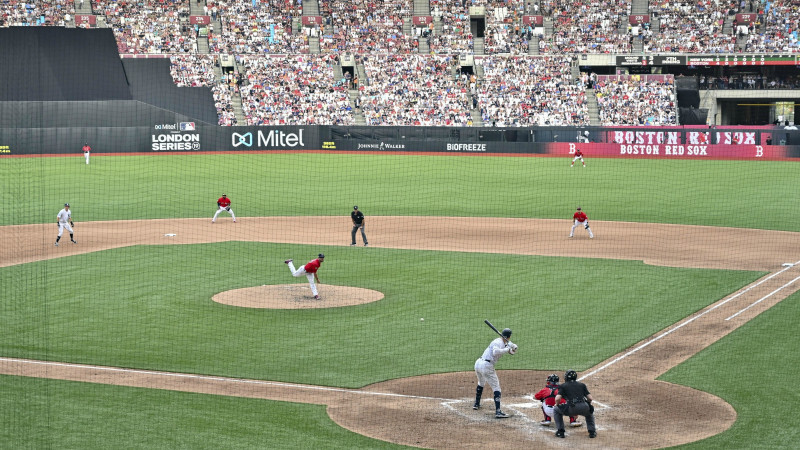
[0,0,74,27]
[360,54,472,126]
[646,0,737,53]
[169,54,238,125]
[481,0,535,54]
[238,55,355,125]
[594,75,677,126]
[94,0,195,54]
[699,72,800,89]
[210,0,309,54]
[319,0,416,54]
[743,0,800,52]
[478,55,589,126]
[429,0,473,54]
[542,0,631,53]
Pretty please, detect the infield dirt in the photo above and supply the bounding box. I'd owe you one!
[3,216,800,448]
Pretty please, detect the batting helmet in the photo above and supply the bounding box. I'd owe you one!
[547,374,560,384]
[564,370,578,382]
[501,328,512,339]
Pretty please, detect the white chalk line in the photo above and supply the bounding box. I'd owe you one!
[0,357,454,402]
[580,259,800,382]
[726,274,800,320]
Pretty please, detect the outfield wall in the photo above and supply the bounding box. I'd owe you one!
[1,124,799,160]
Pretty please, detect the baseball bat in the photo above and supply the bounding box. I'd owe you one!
[484,319,503,338]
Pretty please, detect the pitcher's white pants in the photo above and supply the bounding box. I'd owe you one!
[287,261,318,296]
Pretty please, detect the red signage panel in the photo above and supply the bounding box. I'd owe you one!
[75,14,96,26]
[302,16,323,26]
[412,16,433,26]
[522,15,543,26]
[190,15,211,25]
[629,14,650,24]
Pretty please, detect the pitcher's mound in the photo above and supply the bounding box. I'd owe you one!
[212,284,384,309]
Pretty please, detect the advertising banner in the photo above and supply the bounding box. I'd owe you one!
[189,15,211,25]
[548,142,787,160]
[412,16,433,26]
[302,16,323,26]
[522,15,544,26]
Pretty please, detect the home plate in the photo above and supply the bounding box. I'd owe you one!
[164,234,177,237]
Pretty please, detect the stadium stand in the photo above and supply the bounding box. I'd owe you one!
[360,54,472,126]
[594,75,677,126]
[319,0,416,54]
[478,55,589,126]
[2,0,798,128]
[238,54,355,125]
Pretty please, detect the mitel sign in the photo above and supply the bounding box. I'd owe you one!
[231,129,306,148]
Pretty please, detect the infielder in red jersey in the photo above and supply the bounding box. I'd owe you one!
[285,254,325,299]
[534,374,581,427]
[569,206,594,239]
[571,149,585,167]
[212,194,236,223]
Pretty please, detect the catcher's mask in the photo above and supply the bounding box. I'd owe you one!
[547,374,560,384]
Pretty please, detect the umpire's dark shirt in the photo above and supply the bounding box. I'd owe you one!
[351,210,364,224]
[558,381,591,403]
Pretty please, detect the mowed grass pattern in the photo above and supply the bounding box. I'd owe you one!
[1,154,797,230]
[2,152,798,448]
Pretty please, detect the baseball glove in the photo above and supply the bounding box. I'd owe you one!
[70,221,74,227]
[584,222,589,229]
[225,207,231,211]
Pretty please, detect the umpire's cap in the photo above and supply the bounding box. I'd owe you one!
[318,253,325,259]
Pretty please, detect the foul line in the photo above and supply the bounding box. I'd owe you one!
[725,275,800,320]
[580,260,800,382]
[0,357,455,402]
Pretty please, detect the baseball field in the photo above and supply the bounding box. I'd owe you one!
[2,153,800,449]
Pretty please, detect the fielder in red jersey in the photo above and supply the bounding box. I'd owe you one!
[212,194,236,223]
[571,149,585,167]
[569,207,594,239]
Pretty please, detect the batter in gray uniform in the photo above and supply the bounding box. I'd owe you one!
[473,328,517,418]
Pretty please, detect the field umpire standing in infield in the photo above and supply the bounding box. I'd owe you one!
[350,206,368,246]
[553,369,597,439]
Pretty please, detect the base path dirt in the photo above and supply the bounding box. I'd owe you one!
[3,216,800,449]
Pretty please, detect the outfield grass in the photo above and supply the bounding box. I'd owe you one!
[0,375,410,449]
[3,152,798,448]
[2,154,797,231]
[1,242,760,387]
[662,291,800,449]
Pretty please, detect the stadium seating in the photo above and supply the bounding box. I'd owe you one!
[594,75,677,126]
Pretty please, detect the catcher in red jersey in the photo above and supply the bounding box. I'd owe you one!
[569,206,594,239]
[534,374,581,427]
[212,194,236,223]
[571,149,585,167]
